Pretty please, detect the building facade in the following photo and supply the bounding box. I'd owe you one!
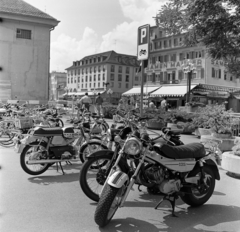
[49,71,67,100]
[0,0,59,102]
[65,50,140,104]
[127,25,240,110]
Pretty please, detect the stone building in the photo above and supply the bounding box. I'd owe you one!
[49,71,67,100]
[0,0,59,102]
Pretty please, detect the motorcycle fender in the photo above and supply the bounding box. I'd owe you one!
[82,148,110,158]
[204,159,220,180]
[107,171,129,188]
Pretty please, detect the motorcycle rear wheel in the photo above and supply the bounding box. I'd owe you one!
[180,165,215,207]
[94,184,124,227]
[79,154,126,202]
[20,142,51,175]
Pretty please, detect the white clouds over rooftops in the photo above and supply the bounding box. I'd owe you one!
[51,0,167,71]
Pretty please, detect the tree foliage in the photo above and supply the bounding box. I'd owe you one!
[155,0,240,77]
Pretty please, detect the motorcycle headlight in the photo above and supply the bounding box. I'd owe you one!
[124,137,142,156]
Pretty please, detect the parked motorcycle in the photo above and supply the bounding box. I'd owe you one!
[94,131,220,227]
[19,121,108,175]
[79,125,184,202]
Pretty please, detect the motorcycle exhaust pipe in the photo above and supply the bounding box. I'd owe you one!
[26,159,75,165]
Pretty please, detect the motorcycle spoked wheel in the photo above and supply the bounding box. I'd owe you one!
[94,183,126,227]
[79,154,127,202]
[180,165,215,207]
[79,141,107,163]
[20,142,52,175]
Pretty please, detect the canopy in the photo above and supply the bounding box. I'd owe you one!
[122,86,160,96]
[150,85,197,97]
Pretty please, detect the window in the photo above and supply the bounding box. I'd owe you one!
[126,83,129,88]
[230,76,233,81]
[93,75,96,81]
[86,68,88,74]
[94,66,96,73]
[110,73,114,81]
[126,75,129,82]
[219,69,221,79]
[98,66,101,72]
[212,68,215,78]
[82,78,84,82]
[98,83,100,87]
[85,83,87,88]
[71,77,73,83]
[164,40,167,48]
[89,76,92,82]
[67,78,70,84]
[89,83,91,88]
[78,77,80,82]
[224,71,227,80]
[169,40,172,47]
[174,38,178,46]
[170,54,176,62]
[103,66,105,72]
[90,67,92,73]
[158,41,162,49]
[74,78,76,83]
[103,73,105,80]
[98,57,101,62]
[164,55,168,62]
[118,66,122,73]
[94,58,96,63]
[78,69,80,75]
[94,83,96,87]
[159,56,163,62]
[118,74,122,81]
[98,74,100,81]
[111,65,115,72]
[126,67,130,74]
[16,28,31,39]
[85,76,88,82]
[82,69,84,74]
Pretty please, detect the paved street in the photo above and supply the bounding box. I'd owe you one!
[1,122,240,232]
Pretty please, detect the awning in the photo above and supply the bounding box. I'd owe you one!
[122,86,160,96]
[150,85,197,97]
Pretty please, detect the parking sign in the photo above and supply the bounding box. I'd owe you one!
[137,24,149,60]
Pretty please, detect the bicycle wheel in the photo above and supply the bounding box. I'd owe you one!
[0,120,16,142]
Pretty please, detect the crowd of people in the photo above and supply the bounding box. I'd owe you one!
[75,92,169,119]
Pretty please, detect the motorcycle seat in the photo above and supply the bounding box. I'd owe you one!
[155,143,206,159]
[32,126,63,136]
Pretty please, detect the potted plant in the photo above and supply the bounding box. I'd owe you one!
[143,108,166,130]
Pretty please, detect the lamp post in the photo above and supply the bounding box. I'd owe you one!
[181,59,196,104]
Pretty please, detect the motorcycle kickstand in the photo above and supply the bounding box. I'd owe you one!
[154,195,178,217]
[56,162,65,175]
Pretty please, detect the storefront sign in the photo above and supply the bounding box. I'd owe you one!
[146,58,203,73]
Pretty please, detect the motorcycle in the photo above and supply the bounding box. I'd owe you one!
[94,130,220,227]
[18,121,108,175]
[79,124,184,202]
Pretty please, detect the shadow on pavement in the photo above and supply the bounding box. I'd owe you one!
[99,217,160,232]
[28,173,79,184]
[97,204,240,232]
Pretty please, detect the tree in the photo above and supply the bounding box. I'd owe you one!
[155,0,240,77]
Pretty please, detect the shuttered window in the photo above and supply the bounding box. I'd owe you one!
[16,28,31,39]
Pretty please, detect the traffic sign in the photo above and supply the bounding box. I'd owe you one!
[137,24,150,60]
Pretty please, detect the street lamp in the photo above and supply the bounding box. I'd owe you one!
[181,59,196,104]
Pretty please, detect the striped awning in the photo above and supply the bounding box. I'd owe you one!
[150,85,197,97]
[122,86,160,96]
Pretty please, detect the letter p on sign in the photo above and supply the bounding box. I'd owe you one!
[137,24,149,60]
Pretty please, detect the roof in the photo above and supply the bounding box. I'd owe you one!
[122,86,160,96]
[0,0,58,21]
[150,85,197,97]
[65,50,139,70]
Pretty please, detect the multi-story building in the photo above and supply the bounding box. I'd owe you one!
[124,25,240,111]
[49,71,67,100]
[0,0,59,102]
[65,50,140,104]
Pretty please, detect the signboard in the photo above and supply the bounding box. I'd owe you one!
[137,24,149,60]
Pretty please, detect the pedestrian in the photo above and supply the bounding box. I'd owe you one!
[79,92,92,111]
[161,96,168,111]
[95,93,103,115]
[149,100,156,109]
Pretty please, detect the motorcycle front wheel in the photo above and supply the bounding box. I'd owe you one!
[79,141,107,163]
[20,142,51,175]
[94,184,124,227]
[180,165,215,207]
[79,154,126,202]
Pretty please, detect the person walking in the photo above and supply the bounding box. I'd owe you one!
[161,97,168,111]
[149,100,156,109]
[79,93,92,111]
[95,93,103,115]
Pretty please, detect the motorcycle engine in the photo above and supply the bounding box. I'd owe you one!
[50,145,76,159]
[145,166,181,194]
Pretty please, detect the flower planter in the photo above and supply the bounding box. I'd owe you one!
[167,123,183,133]
[198,128,212,136]
[212,133,233,139]
[147,120,165,130]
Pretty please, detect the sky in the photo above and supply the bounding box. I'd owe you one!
[24,0,168,72]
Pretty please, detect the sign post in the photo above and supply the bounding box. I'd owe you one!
[137,24,149,116]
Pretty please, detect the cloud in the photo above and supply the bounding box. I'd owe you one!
[50,0,167,71]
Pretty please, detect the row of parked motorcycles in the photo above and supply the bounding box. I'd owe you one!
[15,109,221,228]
